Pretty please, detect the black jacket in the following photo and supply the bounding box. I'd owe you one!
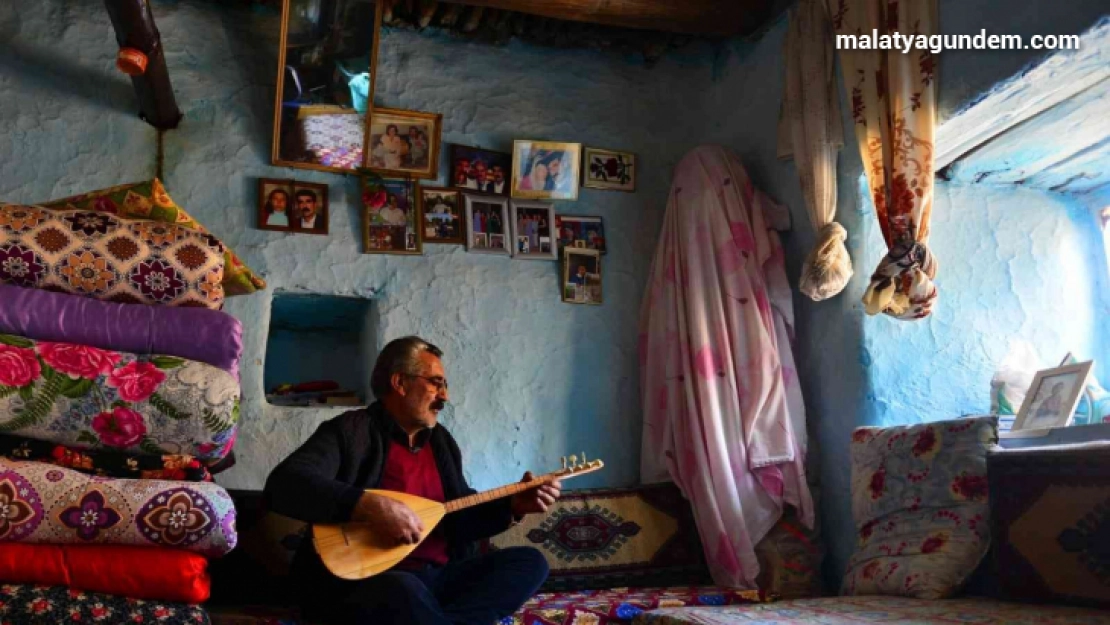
[262,403,515,589]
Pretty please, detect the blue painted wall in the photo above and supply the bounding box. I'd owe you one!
[0,1,713,493]
[705,0,1110,584]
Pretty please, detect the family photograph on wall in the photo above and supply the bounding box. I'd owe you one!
[362,176,422,255]
[451,145,511,196]
[512,140,581,201]
[258,179,329,235]
[510,201,556,260]
[367,107,442,180]
[562,248,602,305]
[465,194,510,255]
[421,187,464,244]
[555,215,606,254]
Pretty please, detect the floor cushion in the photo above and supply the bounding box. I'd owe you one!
[38,178,266,296]
[633,595,1110,624]
[0,434,212,482]
[841,416,998,599]
[0,203,225,309]
[0,583,210,624]
[502,587,769,625]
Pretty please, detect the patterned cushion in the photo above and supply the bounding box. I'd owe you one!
[0,333,239,465]
[0,204,225,309]
[38,179,266,297]
[488,484,712,591]
[0,434,212,482]
[0,457,236,556]
[633,595,1110,625]
[0,583,210,624]
[502,587,769,625]
[990,442,1110,608]
[841,416,998,599]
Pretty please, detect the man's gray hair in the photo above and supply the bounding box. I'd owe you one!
[370,336,443,399]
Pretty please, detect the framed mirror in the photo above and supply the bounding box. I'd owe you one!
[271,0,383,174]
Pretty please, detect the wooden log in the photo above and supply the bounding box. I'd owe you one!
[103,0,182,130]
[434,0,771,36]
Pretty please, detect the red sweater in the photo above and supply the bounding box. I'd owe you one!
[378,439,449,568]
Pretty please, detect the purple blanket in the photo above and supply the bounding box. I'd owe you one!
[0,284,242,379]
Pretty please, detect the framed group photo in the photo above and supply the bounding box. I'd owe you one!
[510,201,556,260]
[562,248,602,305]
[450,145,511,196]
[511,140,581,201]
[362,175,422,255]
[464,194,510,256]
[555,215,606,254]
[583,147,636,192]
[258,179,329,235]
[366,107,442,180]
[421,187,464,245]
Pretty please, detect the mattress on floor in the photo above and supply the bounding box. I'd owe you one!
[632,595,1110,625]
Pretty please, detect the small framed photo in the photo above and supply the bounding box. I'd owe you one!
[562,248,602,305]
[583,147,636,191]
[464,194,510,256]
[366,107,443,180]
[361,175,423,255]
[450,145,511,196]
[420,187,464,245]
[1012,361,1094,433]
[510,201,557,260]
[511,140,581,201]
[555,215,606,255]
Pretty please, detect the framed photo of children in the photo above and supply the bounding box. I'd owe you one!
[366,107,442,180]
[361,175,423,255]
[464,194,510,256]
[450,145,511,196]
[258,179,329,235]
[510,201,557,260]
[555,215,606,255]
[421,187,464,244]
[511,140,581,201]
[583,147,635,192]
[1011,361,1093,433]
[562,248,602,305]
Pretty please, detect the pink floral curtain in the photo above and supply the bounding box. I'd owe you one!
[828,0,939,320]
[639,146,814,588]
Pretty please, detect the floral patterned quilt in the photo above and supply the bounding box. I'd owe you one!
[500,587,769,625]
[0,583,209,624]
[0,334,238,464]
[632,595,1110,624]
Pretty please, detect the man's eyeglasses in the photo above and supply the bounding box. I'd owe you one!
[408,375,449,392]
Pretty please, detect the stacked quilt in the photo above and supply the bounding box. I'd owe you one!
[0,181,256,622]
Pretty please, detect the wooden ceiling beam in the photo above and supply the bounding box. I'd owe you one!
[434,0,773,36]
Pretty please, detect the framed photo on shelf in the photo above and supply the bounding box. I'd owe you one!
[511,140,581,201]
[555,215,606,255]
[583,147,635,191]
[450,145,511,196]
[366,107,442,180]
[1011,361,1093,433]
[510,201,557,260]
[420,187,465,245]
[464,194,510,256]
[562,248,602,305]
[258,179,329,235]
[361,175,423,255]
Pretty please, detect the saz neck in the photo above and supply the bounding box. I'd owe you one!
[443,474,559,514]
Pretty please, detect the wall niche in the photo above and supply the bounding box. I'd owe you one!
[264,291,375,407]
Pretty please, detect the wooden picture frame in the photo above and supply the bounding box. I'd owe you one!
[509,201,557,260]
[361,175,423,255]
[511,140,581,201]
[464,194,510,256]
[257,179,329,235]
[271,0,384,175]
[450,145,511,196]
[1010,361,1094,434]
[583,147,636,191]
[562,248,602,305]
[365,107,443,180]
[420,187,465,245]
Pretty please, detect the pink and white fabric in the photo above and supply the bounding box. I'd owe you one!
[639,146,814,588]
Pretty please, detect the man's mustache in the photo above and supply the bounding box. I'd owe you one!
[431,400,447,411]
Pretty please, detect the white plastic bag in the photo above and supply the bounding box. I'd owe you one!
[990,341,1042,415]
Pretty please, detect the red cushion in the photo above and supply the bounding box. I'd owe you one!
[0,543,209,603]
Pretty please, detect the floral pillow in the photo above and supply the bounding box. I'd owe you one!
[841,416,998,599]
[0,203,224,309]
[37,178,266,297]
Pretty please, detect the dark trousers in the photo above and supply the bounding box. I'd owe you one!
[309,547,548,625]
